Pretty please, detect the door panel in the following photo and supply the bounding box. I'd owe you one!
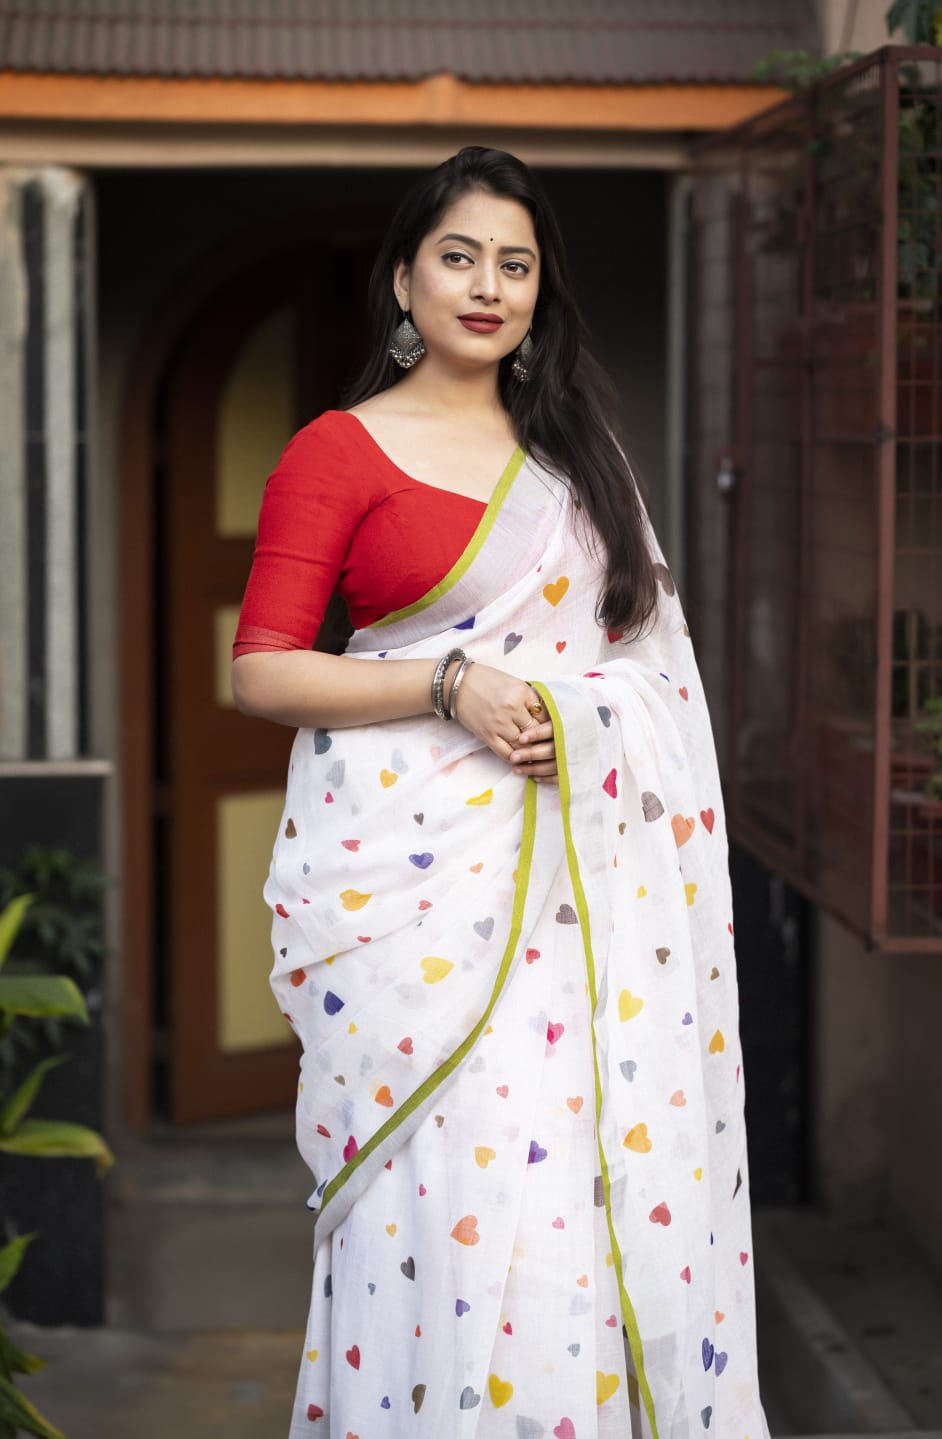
[161,248,369,1122]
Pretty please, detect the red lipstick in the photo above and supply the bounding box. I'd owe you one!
[458,313,504,333]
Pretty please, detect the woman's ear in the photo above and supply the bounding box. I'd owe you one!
[392,259,410,313]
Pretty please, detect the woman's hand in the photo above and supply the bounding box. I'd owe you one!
[449,662,558,783]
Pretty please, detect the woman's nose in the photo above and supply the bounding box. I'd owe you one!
[471,261,501,302]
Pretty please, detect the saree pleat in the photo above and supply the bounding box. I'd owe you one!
[266,454,770,1439]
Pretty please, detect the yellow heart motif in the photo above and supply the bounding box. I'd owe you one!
[420,956,454,984]
[693,1167,703,1181]
[379,768,398,787]
[542,576,570,606]
[339,889,371,911]
[466,789,493,806]
[306,1349,318,1362]
[385,1223,397,1236]
[618,989,644,1021]
[636,885,647,898]
[488,1375,514,1408]
[709,1029,725,1054]
[685,882,698,906]
[474,1146,497,1168]
[624,1122,652,1153]
[596,1371,621,1405]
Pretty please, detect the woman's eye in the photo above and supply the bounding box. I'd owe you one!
[503,260,530,275]
[442,251,471,265]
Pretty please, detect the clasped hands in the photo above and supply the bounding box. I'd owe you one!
[447,660,558,783]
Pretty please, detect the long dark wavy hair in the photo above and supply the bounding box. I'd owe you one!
[345,147,658,638]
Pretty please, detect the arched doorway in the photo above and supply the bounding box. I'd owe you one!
[124,242,372,1125]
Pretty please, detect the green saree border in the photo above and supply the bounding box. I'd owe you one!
[533,682,660,1439]
[319,775,538,1222]
[371,446,526,630]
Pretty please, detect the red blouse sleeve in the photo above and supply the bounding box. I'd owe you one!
[233,416,365,659]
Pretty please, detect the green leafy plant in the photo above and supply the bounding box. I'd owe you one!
[0,894,113,1438]
[914,695,942,801]
[753,49,863,90]
[886,0,942,46]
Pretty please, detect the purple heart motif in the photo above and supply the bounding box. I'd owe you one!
[454,616,476,631]
[682,1011,693,1025]
[378,651,387,658]
[323,991,344,1015]
[701,1407,713,1429]
[455,1298,470,1316]
[409,853,434,869]
[381,1396,391,1410]
[620,1060,637,1081]
[714,1351,728,1377]
[504,632,523,654]
[528,1139,548,1164]
[702,1338,715,1371]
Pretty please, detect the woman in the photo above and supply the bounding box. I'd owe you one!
[233,147,769,1439]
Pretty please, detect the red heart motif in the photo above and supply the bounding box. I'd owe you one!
[345,1345,360,1369]
[325,792,334,803]
[700,808,715,834]
[606,627,624,644]
[341,839,360,851]
[342,1136,358,1162]
[503,1321,512,1334]
[496,1084,509,1098]
[554,1419,576,1439]
[307,1404,324,1421]
[275,903,289,919]
[680,1265,691,1283]
[418,900,432,911]
[556,640,567,653]
[602,768,618,798]
[316,1123,330,1137]
[552,1216,565,1229]
[584,671,604,677]
[605,1314,617,1327]
[649,1201,672,1226]
[357,936,371,944]
[289,969,306,988]
[739,1251,749,1265]
[546,1021,565,1045]
[525,948,540,963]
[678,687,688,701]
[418,1183,427,1195]
[398,1037,414,1054]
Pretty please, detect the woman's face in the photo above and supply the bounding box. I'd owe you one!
[393,188,540,374]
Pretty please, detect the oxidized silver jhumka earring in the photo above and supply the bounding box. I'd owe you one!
[512,330,534,382]
[389,311,426,369]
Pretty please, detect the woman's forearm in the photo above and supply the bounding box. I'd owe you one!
[231,649,448,729]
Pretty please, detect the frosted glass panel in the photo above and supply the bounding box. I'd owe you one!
[214,604,240,708]
[216,304,295,537]
[217,791,293,1053]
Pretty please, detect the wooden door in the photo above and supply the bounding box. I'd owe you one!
[160,248,367,1122]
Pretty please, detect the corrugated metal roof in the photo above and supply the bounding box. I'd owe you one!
[0,0,820,86]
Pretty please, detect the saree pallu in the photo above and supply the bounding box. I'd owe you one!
[266,449,770,1439]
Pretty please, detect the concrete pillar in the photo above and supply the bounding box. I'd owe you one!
[0,166,95,761]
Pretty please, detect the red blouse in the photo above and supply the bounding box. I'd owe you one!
[233,410,486,657]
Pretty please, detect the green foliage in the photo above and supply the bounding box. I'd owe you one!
[886,0,942,45]
[914,696,942,801]
[0,893,113,1437]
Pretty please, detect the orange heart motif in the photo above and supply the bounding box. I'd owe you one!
[669,1089,686,1107]
[374,1085,394,1107]
[451,1214,481,1246]
[671,814,696,847]
[566,1096,584,1114]
[624,1122,652,1153]
[542,576,570,607]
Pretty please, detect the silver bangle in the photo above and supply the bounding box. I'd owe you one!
[431,647,465,720]
[447,656,475,720]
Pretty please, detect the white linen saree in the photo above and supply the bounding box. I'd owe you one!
[266,448,770,1439]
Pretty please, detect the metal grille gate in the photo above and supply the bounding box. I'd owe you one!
[689,46,942,951]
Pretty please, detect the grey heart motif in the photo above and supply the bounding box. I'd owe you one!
[568,1342,581,1356]
[597,706,612,727]
[504,632,523,654]
[715,1119,726,1133]
[414,813,424,824]
[556,903,578,925]
[620,1060,637,1081]
[391,747,409,774]
[656,947,671,964]
[459,1386,481,1410]
[400,1256,415,1280]
[326,759,345,788]
[469,1055,485,1073]
[642,791,665,822]
[313,728,332,755]
[360,1054,373,1074]
[473,917,495,940]
[516,1418,545,1438]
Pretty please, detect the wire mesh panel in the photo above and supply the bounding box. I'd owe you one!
[690,47,942,951]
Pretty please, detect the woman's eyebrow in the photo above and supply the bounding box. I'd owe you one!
[437,231,537,260]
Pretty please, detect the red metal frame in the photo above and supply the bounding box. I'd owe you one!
[689,47,942,952]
